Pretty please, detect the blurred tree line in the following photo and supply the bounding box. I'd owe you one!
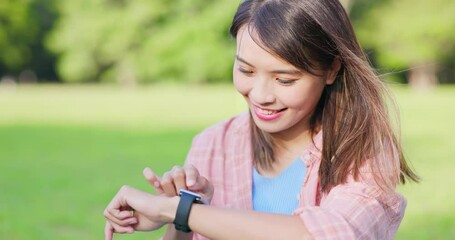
[0,0,454,86]
[0,0,57,82]
[351,0,455,88]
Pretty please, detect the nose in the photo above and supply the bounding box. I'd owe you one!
[249,76,275,106]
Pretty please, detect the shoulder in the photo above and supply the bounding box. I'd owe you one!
[184,112,253,188]
[184,112,251,165]
[191,112,251,147]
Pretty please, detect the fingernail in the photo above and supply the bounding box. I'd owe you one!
[129,219,137,225]
[143,168,152,179]
[187,180,195,186]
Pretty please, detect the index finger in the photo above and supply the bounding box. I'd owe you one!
[184,165,200,187]
[143,167,164,195]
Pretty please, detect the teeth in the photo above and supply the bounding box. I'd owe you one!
[258,108,277,115]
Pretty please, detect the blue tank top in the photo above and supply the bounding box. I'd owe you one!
[252,157,307,215]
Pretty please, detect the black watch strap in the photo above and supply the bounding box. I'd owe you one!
[173,190,203,233]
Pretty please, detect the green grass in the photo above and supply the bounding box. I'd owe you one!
[0,125,199,240]
[394,86,455,240]
[0,84,245,130]
[0,84,454,239]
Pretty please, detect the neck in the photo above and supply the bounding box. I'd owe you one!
[255,128,313,177]
[271,127,313,158]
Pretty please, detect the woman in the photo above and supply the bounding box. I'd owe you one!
[104,0,419,239]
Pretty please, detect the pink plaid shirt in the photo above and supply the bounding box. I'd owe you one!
[185,112,406,239]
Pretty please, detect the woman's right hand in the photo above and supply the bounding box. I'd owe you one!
[143,165,214,204]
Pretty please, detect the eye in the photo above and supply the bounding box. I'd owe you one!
[276,78,297,85]
[238,67,253,74]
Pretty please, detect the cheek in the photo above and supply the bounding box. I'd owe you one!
[233,72,251,96]
[281,93,308,110]
[279,84,324,110]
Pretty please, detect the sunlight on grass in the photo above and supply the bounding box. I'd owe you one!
[0,84,247,131]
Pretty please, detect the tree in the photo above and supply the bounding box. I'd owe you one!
[0,0,57,81]
[47,0,238,84]
[354,0,455,88]
[0,0,37,72]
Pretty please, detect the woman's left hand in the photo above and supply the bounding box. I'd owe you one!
[103,185,179,240]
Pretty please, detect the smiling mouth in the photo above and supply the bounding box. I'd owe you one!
[255,107,287,115]
[253,106,287,121]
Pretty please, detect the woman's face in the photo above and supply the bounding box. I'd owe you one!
[233,27,337,138]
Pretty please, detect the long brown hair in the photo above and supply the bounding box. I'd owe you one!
[230,0,419,192]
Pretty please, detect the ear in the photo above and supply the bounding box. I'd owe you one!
[325,57,341,85]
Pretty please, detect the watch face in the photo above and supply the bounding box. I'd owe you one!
[179,189,202,201]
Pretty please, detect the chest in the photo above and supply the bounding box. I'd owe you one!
[252,158,307,214]
[209,149,322,211]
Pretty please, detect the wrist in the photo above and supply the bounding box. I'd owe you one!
[173,189,205,233]
[159,196,180,224]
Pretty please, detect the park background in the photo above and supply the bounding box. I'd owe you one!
[0,0,454,239]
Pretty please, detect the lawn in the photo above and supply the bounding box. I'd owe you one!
[0,84,454,239]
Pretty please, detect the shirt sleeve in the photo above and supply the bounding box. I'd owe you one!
[294,181,406,240]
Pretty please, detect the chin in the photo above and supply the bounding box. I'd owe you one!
[252,119,287,134]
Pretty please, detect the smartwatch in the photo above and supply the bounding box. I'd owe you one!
[173,189,205,233]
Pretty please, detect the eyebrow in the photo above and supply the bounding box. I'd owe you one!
[236,55,254,67]
[235,55,302,75]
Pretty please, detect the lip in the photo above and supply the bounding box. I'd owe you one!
[252,105,286,121]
